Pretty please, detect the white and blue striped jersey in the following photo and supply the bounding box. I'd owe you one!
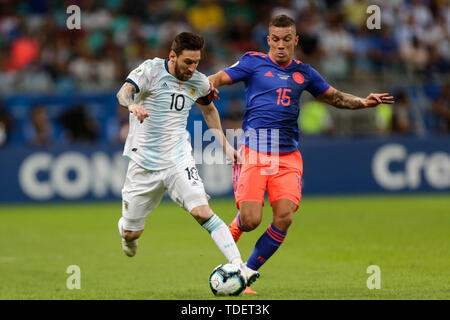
[123,58,210,170]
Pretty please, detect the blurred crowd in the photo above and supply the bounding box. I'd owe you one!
[0,0,449,147]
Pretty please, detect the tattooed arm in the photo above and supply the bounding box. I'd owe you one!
[317,86,394,110]
[116,82,149,123]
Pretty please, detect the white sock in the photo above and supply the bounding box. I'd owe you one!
[202,214,243,264]
[118,217,124,238]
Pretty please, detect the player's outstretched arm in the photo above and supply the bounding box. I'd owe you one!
[116,82,149,123]
[197,101,240,165]
[208,71,232,89]
[317,86,394,110]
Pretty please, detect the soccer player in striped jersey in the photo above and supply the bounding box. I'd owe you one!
[115,32,259,286]
[208,15,394,294]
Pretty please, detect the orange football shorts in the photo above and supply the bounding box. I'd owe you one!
[232,145,303,210]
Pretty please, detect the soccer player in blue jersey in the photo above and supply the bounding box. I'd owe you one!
[208,15,394,294]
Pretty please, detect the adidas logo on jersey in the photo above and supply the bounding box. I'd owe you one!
[162,82,169,89]
[264,71,274,77]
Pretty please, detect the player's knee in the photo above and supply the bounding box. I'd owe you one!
[239,214,261,232]
[239,202,263,231]
[123,230,143,242]
[190,205,213,224]
[273,212,293,232]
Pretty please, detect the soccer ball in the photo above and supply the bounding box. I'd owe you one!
[209,263,246,296]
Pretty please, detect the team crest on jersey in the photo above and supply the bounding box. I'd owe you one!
[189,87,196,97]
[278,73,290,80]
[293,72,304,84]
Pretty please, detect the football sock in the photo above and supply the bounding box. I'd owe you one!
[235,211,243,231]
[246,223,287,271]
[118,217,124,238]
[202,213,243,264]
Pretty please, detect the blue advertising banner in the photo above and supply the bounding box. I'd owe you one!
[0,136,448,203]
[299,136,450,194]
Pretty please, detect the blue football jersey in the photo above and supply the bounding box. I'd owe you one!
[223,51,330,153]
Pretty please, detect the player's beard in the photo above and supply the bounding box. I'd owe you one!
[174,61,193,81]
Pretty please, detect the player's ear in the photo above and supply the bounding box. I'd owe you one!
[169,50,177,61]
[295,35,299,46]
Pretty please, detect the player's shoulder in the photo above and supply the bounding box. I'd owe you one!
[229,51,268,70]
[193,69,208,81]
[145,57,163,68]
[191,69,209,86]
[241,51,268,61]
[134,58,159,73]
[292,60,316,75]
[189,70,210,95]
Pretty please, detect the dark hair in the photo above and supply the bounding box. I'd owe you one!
[269,14,296,29]
[170,32,205,56]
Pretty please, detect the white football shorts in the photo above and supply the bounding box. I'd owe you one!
[121,158,209,231]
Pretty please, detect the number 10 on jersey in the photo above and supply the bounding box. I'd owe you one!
[170,93,185,111]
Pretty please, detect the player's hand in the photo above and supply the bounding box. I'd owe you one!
[128,104,149,123]
[233,149,243,166]
[225,148,242,166]
[363,93,395,108]
[224,145,241,166]
[209,81,220,101]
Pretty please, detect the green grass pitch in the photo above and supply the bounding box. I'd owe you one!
[0,194,449,300]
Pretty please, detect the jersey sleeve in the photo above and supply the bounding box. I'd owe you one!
[125,60,153,93]
[305,66,331,98]
[222,52,253,83]
[199,75,211,97]
[196,76,213,105]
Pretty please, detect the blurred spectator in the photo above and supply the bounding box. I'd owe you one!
[224,0,257,54]
[0,99,13,147]
[251,9,272,54]
[296,15,321,65]
[368,26,399,74]
[223,98,244,131]
[24,104,53,146]
[408,0,433,31]
[158,9,192,48]
[400,35,429,74]
[352,24,374,75]
[422,15,450,61]
[0,0,448,140]
[395,14,420,48]
[59,103,98,143]
[68,48,95,84]
[375,103,393,136]
[343,0,370,31]
[9,19,40,70]
[299,100,333,136]
[107,105,129,145]
[392,91,413,134]
[0,0,446,94]
[429,83,450,134]
[425,44,450,76]
[270,0,297,20]
[223,97,244,149]
[319,11,354,79]
[187,0,225,35]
